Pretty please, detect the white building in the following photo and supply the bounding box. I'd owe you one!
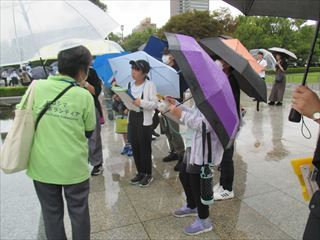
[170,0,209,16]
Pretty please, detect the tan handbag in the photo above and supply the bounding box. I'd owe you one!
[0,81,36,173]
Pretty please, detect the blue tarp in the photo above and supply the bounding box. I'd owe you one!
[93,52,128,87]
[143,36,168,61]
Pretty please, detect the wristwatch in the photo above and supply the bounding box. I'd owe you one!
[312,112,320,121]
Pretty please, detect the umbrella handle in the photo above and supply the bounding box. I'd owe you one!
[161,96,193,115]
[289,108,302,123]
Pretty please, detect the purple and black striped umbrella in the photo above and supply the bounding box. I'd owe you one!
[165,33,240,149]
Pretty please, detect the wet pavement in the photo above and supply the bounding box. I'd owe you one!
[1,84,319,240]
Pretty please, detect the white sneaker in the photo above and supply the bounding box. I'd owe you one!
[213,183,222,193]
[214,188,234,201]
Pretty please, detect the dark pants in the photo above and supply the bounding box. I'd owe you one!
[303,190,320,240]
[163,117,185,156]
[220,145,234,191]
[33,179,90,240]
[152,109,160,130]
[129,111,152,175]
[179,163,209,219]
[88,108,103,167]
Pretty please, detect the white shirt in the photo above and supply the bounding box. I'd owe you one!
[130,81,145,99]
[257,59,267,78]
[128,80,158,126]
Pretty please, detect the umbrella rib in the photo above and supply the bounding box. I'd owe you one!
[12,1,23,62]
[64,1,103,39]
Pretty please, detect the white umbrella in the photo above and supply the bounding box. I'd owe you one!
[250,49,277,70]
[27,39,124,61]
[109,51,181,98]
[0,0,119,66]
[268,47,297,59]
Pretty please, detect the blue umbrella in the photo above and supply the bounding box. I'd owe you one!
[109,51,180,98]
[93,52,129,87]
[143,35,168,61]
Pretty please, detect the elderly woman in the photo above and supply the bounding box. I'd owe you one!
[19,46,96,239]
[127,59,158,187]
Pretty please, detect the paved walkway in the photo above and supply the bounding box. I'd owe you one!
[1,87,319,239]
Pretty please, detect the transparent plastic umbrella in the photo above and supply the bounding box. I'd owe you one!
[250,49,276,70]
[0,0,119,66]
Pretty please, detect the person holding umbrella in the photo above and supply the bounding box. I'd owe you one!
[292,85,320,240]
[128,60,158,187]
[268,53,288,106]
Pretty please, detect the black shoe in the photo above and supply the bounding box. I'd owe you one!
[91,164,103,176]
[130,173,145,185]
[276,102,282,106]
[174,161,183,172]
[152,130,160,137]
[139,174,153,187]
[163,152,178,162]
[268,101,275,105]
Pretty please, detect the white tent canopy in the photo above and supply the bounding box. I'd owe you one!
[0,0,119,66]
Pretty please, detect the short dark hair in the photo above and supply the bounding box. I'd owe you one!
[58,45,92,78]
[258,51,264,56]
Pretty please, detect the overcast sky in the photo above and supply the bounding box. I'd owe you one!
[103,0,242,36]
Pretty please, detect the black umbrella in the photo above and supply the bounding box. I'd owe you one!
[31,66,51,80]
[200,37,267,103]
[223,0,319,20]
[223,0,320,122]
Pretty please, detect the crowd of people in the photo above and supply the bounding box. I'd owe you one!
[13,44,319,239]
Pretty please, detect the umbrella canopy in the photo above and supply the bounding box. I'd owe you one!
[93,52,129,88]
[0,0,119,66]
[250,49,276,70]
[143,35,168,61]
[109,51,180,98]
[28,39,124,61]
[200,37,267,102]
[268,47,297,60]
[222,0,320,20]
[165,33,240,149]
[31,66,51,80]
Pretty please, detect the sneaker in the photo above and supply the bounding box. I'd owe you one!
[126,148,133,157]
[173,206,198,218]
[121,146,129,155]
[174,161,183,172]
[139,174,153,187]
[130,173,144,185]
[163,152,178,162]
[184,217,213,236]
[213,183,222,193]
[214,188,234,201]
[268,101,275,105]
[91,164,103,176]
[276,102,283,106]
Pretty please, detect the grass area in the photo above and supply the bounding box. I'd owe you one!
[0,86,28,97]
[266,72,320,83]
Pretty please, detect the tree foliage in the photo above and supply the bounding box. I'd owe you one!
[89,0,107,11]
[108,32,121,44]
[122,27,157,52]
[234,16,319,63]
[158,9,239,40]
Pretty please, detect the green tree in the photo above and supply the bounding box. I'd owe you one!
[234,16,319,64]
[122,27,157,52]
[158,9,238,40]
[89,0,107,11]
[108,32,121,44]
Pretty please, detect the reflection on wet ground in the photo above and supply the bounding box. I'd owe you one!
[1,86,319,239]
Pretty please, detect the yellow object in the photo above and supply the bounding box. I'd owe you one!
[291,157,313,201]
[115,116,128,134]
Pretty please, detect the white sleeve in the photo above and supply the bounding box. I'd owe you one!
[140,82,158,110]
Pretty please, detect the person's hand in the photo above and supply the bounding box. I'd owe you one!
[292,85,320,119]
[169,105,182,119]
[133,98,141,107]
[79,80,86,88]
[124,109,128,115]
[165,96,176,106]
